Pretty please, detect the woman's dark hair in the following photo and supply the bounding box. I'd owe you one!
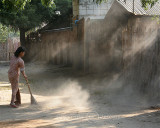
[14,47,26,57]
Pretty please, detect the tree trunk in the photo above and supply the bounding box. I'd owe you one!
[20,28,26,47]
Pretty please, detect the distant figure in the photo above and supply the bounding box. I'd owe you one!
[8,47,28,108]
[75,20,79,25]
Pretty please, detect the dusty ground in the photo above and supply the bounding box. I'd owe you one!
[0,62,159,128]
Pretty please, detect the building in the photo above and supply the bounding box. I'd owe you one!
[73,0,160,19]
[26,0,160,96]
[73,0,114,19]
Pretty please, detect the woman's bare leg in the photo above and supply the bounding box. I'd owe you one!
[10,81,19,105]
[14,89,21,105]
[11,86,18,104]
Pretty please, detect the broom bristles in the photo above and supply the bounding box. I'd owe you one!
[31,95,38,105]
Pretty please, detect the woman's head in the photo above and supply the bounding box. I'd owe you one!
[14,47,26,58]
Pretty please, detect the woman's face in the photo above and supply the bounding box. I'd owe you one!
[19,52,25,57]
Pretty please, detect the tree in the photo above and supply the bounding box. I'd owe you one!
[0,0,55,12]
[0,0,55,46]
[0,24,9,43]
[0,24,19,43]
[141,0,158,9]
[45,0,72,29]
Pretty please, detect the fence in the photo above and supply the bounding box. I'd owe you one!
[0,37,20,61]
[0,43,7,61]
[118,0,160,15]
[25,18,85,69]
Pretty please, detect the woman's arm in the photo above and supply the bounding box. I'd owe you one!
[21,70,28,81]
[19,59,28,81]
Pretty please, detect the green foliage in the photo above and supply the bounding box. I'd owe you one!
[0,0,56,31]
[0,0,56,45]
[41,0,55,7]
[141,0,159,9]
[0,0,72,31]
[0,0,55,12]
[152,15,160,24]
[46,0,72,29]
[0,24,8,43]
[0,0,30,12]
[0,24,19,43]
[55,0,72,15]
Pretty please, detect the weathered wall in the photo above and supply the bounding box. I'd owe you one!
[84,0,132,72]
[26,0,132,72]
[26,19,85,70]
[122,16,160,98]
[83,14,160,98]
[26,1,160,98]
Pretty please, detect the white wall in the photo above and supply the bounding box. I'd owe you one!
[73,0,114,19]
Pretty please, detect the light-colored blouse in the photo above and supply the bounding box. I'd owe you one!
[8,56,25,78]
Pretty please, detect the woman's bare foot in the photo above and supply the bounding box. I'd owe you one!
[10,103,18,108]
[14,101,21,106]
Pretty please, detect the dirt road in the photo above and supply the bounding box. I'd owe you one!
[0,62,159,128]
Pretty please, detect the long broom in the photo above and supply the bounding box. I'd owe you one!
[26,79,38,105]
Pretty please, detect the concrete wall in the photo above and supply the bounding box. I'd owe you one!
[26,19,85,70]
[26,0,160,98]
[26,0,132,72]
[83,0,132,72]
[122,16,160,97]
[83,14,160,97]
[73,0,114,19]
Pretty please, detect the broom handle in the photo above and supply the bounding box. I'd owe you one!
[26,79,33,96]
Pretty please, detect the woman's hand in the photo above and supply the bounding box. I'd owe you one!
[24,75,28,80]
[21,70,27,81]
[24,75,29,84]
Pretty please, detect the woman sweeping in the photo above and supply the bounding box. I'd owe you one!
[8,47,28,108]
